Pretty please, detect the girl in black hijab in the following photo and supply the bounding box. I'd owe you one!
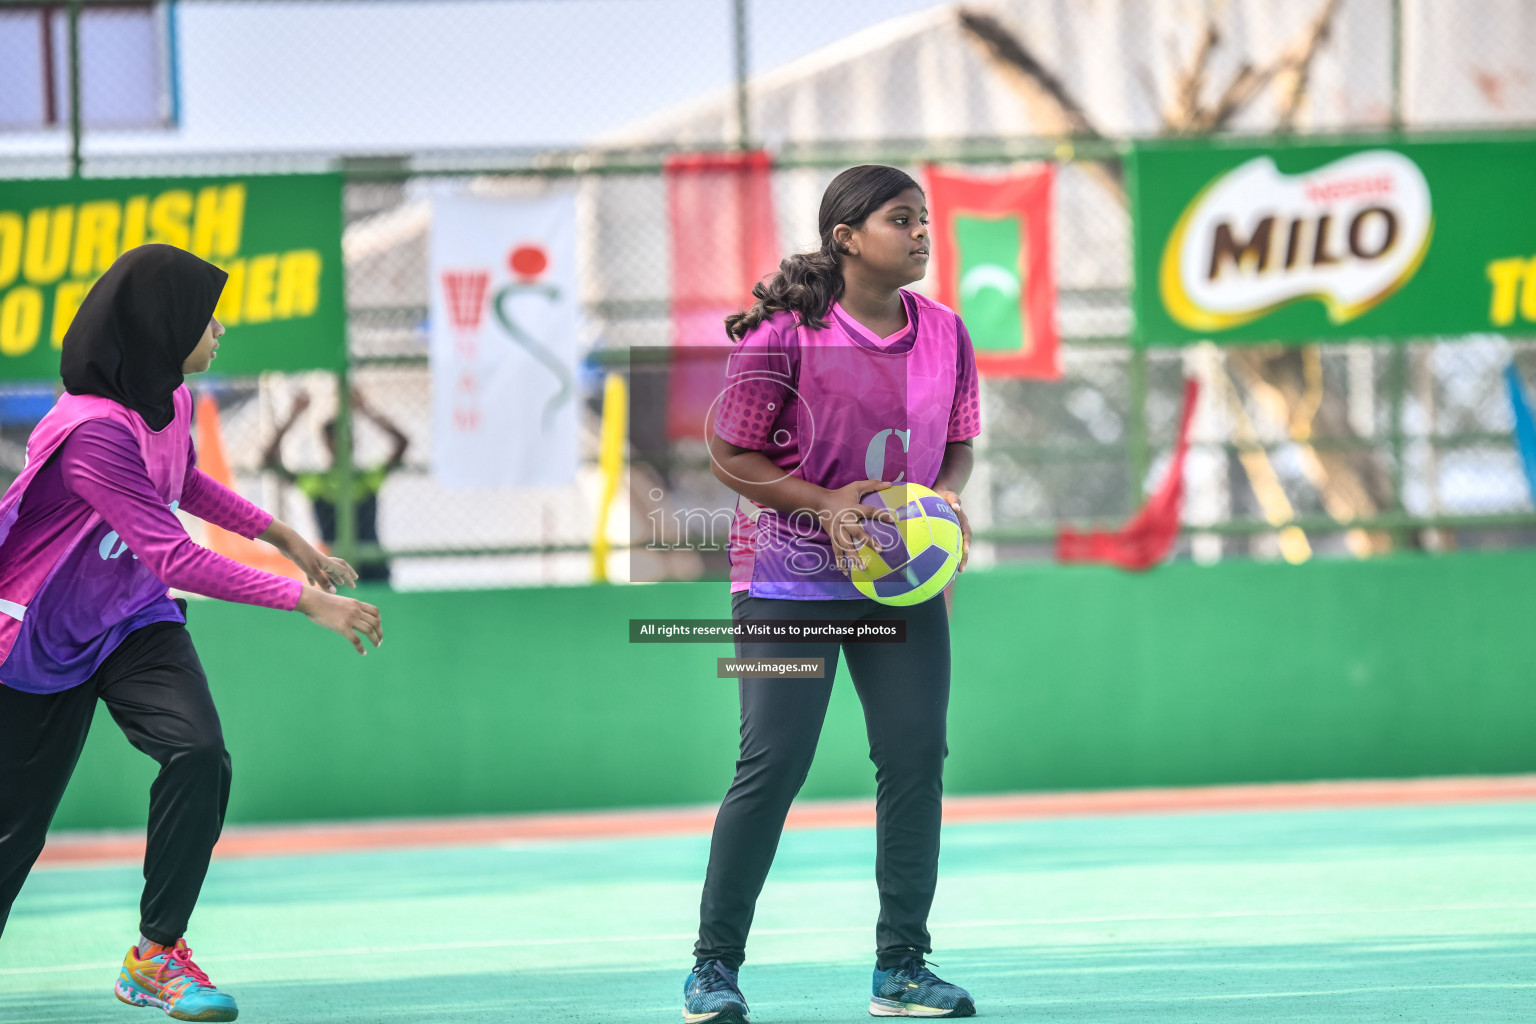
[61,242,228,430]
[0,244,383,1022]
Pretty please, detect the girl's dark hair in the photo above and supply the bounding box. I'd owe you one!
[725,164,921,341]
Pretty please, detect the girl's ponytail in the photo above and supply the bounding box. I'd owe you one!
[725,247,843,340]
[724,164,922,342]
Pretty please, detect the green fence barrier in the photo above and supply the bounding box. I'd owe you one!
[50,551,1536,830]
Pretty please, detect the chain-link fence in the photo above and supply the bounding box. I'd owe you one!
[3,0,1534,588]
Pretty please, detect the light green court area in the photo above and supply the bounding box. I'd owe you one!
[4,801,1535,1022]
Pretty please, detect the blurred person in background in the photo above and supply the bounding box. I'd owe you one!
[0,245,382,1023]
[262,388,407,584]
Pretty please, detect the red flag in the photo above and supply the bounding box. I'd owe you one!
[928,165,1059,380]
[1056,379,1200,571]
[664,150,780,442]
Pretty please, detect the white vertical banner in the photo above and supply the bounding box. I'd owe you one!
[430,192,580,488]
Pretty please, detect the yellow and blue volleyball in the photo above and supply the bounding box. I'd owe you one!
[849,483,963,606]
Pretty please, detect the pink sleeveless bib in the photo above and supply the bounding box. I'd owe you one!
[0,387,190,670]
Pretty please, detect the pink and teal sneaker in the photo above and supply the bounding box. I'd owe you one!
[115,939,239,1022]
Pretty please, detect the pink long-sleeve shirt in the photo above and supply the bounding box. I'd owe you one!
[0,403,302,693]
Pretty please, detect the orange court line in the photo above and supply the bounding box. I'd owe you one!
[35,774,1536,869]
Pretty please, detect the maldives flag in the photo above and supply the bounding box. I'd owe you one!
[928,165,1059,379]
[665,150,780,442]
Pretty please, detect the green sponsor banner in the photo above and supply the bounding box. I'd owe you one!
[0,173,345,379]
[954,214,1026,352]
[1129,134,1536,345]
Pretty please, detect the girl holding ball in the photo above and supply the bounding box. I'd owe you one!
[684,165,979,1022]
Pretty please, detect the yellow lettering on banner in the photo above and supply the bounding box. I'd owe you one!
[1522,258,1536,325]
[23,206,73,284]
[72,200,121,277]
[192,184,246,260]
[245,254,277,323]
[0,212,22,289]
[121,196,149,252]
[1485,256,1536,327]
[275,249,321,318]
[148,191,192,250]
[52,280,92,346]
[215,259,245,325]
[0,286,43,356]
[1488,257,1531,327]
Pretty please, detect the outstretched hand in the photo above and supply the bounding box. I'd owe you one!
[816,479,897,575]
[287,544,359,594]
[263,521,358,593]
[297,588,382,656]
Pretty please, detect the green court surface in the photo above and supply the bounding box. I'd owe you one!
[4,801,1535,1022]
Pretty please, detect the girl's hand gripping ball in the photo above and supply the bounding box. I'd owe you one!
[847,483,965,606]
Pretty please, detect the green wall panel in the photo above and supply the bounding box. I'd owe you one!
[49,551,1536,831]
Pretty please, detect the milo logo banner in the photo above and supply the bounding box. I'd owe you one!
[0,173,345,378]
[1130,136,1536,344]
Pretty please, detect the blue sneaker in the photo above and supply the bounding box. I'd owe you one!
[683,959,749,1024]
[870,957,975,1018]
[115,939,238,1021]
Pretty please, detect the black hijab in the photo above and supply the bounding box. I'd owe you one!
[61,244,227,431]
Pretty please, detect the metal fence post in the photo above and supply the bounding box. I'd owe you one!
[733,0,749,149]
[334,367,358,568]
[68,0,83,177]
[1128,347,1149,504]
[1389,0,1403,130]
[1389,342,1408,547]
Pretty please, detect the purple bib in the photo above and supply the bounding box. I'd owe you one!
[0,388,190,692]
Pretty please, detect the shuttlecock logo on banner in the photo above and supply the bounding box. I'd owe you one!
[430,193,579,489]
[1160,150,1433,332]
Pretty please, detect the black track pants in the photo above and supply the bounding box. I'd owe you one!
[695,592,950,970]
[0,620,230,944]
